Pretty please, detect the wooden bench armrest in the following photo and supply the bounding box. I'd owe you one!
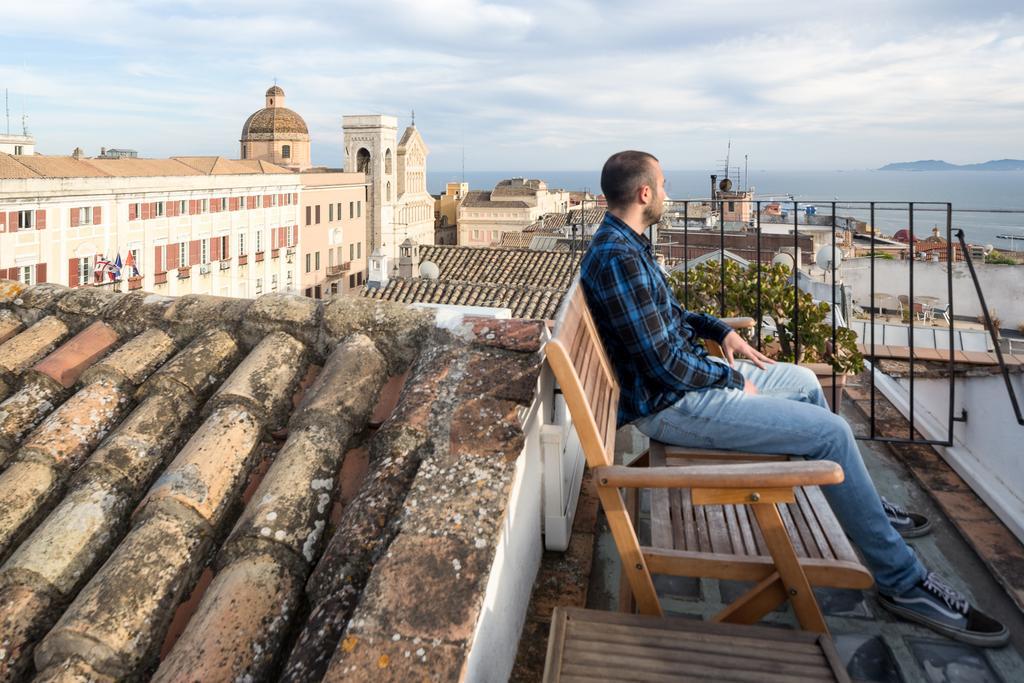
[721,316,755,330]
[594,461,843,489]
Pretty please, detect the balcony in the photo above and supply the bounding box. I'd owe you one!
[127,276,142,291]
[153,272,167,285]
[327,261,351,277]
[238,254,248,266]
[255,251,265,263]
[219,261,231,270]
[177,266,190,279]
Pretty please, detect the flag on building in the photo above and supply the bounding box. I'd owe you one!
[112,253,123,280]
[124,250,140,277]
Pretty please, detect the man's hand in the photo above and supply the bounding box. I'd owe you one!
[743,378,759,395]
[721,330,775,370]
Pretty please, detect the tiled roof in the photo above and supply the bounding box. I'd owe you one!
[418,244,578,289]
[461,190,530,209]
[0,154,292,180]
[362,278,567,319]
[361,245,580,319]
[499,231,542,249]
[527,207,607,231]
[0,279,544,682]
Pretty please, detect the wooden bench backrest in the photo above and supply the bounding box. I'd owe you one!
[545,280,619,469]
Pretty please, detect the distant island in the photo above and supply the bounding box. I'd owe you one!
[879,159,1024,171]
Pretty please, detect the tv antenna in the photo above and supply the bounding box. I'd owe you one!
[4,89,9,136]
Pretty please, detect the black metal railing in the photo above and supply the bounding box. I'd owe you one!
[568,195,1023,446]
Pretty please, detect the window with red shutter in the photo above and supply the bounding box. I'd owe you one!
[68,258,79,288]
[155,245,165,273]
[166,243,179,271]
[36,263,47,283]
[35,210,46,230]
[189,240,201,266]
[129,204,137,221]
[142,203,151,220]
[71,208,80,227]
[93,207,101,224]
[210,237,221,262]
[0,212,6,232]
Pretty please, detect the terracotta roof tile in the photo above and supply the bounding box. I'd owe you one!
[0,279,544,681]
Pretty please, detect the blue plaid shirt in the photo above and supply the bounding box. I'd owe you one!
[580,212,745,425]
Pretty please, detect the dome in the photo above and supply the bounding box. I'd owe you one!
[241,107,309,139]
[266,85,285,97]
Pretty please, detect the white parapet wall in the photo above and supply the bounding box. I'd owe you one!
[872,365,1024,543]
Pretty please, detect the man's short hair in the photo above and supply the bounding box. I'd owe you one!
[601,151,659,209]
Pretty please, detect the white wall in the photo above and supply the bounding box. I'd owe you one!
[874,368,1024,543]
[840,257,1024,331]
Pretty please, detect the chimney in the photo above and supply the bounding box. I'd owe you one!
[398,238,420,279]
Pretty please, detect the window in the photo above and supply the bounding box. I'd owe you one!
[201,198,209,213]
[282,144,291,159]
[80,257,91,285]
[329,250,334,267]
[271,273,278,291]
[256,278,263,294]
[220,235,229,257]
[201,239,209,264]
[131,203,141,219]
[221,198,228,211]
[129,248,140,276]
[349,274,355,288]
[241,146,247,160]
[287,225,294,245]
[238,232,246,256]
[336,202,341,219]
[156,202,165,217]
[14,145,23,155]
[179,241,188,268]
[256,195,263,208]
[357,242,361,259]
[306,206,312,226]
[19,266,34,286]
[385,182,391,202]
[255,229,263,253]
[349,202,354,219]
[349,243,354,260]
[357,271,363,285]
[18,210,34,230]
[271,194,278,207]
[315,205,321,224]
[329,204,334,222]
[306,253,311,273]
[179,200,187,215]
[728,201,735,212]
[357,201,361,218]
[315,251,320,270]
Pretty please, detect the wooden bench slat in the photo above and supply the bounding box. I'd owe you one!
[567,620,829,661]
[563,639,834,678]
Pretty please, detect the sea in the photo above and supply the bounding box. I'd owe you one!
[427,170,1024,251]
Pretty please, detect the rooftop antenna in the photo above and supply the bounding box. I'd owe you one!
[411,109,415,127]
[21,113,28,136]
[724,139,732,179]
[744,154,748,191]
[4,89,9,136]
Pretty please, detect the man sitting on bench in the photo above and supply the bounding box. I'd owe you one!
[579,150,1008,648]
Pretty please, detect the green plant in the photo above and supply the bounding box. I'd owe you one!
[985,249,1018,265]
[669,260,865,374]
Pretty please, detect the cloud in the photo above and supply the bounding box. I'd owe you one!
[0,1,1021,169]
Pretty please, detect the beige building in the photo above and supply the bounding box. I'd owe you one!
[0,153,301,297]
[435,181,467,245]
[342,115,433,261]
[298,172,369,298]
[457,178,570,246]
[240,86,311,171]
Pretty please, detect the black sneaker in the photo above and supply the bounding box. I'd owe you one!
[878,572,1009,648]
[882,496,931,538]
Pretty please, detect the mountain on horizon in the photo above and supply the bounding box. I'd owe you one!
[880,159,1024,171]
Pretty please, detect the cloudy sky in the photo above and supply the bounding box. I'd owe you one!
[1,1,1021,172]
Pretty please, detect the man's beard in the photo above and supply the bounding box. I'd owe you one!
[642,201,664,226]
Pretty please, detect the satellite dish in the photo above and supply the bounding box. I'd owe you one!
[983,244,994,255]
[815,245,843,271]
[719,177,733,192]
[772,253,793,269]
[420,260,440,280]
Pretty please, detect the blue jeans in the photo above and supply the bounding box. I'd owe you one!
[633,359,926,596]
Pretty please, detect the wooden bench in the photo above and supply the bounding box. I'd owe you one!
[544,606,851,682]
[543,281,873,633]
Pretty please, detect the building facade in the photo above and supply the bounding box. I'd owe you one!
[298,172,370,298]
[435,181,467,245]
[0,154,302,298]
[457,178,570,246]
[0,133,35,156]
